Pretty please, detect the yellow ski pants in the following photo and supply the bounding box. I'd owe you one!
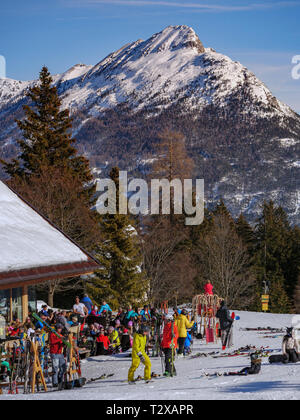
[128,354,151,382]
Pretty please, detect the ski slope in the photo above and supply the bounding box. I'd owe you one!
[2,310,300,400]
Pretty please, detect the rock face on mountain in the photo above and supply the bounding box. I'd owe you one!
[0,25,299,223]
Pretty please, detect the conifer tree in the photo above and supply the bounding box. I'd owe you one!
[236,213,255,255]
[88,167,146,308]
[254,201,293,312]
[1,66,92,191]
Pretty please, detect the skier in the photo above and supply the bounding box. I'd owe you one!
[161,314,178,376]
[49,324,67,390]
[128,324,151,383]
[282,327,300,363]
[216,301,233,348]
[175,309,194,356]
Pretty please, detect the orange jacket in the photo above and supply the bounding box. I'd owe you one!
[161,321,179,349]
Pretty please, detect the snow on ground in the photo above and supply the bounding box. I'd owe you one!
[2,310,300,400]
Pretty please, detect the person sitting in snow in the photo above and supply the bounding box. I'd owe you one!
[282,327,300,363]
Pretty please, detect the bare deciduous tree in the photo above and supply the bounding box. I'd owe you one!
[197,215,255,309]
[142,217,195,305]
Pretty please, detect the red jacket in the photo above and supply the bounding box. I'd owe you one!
[204,283,214,295]
[49,332,64,354]
[96,335,110,350]
[161,322,178,349]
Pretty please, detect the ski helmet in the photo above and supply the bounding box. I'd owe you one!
[250,352,261,364]
[165,314,173,321]
[286,327,294,337]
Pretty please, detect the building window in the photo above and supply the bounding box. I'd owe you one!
[0,289,10,322]
[28,286,37,314]
[12,287,23,322]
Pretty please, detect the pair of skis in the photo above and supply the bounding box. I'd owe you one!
[32,313,71,348]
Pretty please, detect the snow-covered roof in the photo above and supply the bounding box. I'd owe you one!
[0,181,99,288]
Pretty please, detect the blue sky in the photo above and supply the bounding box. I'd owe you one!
[1,0,300,112]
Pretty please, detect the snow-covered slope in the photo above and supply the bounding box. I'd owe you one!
[0,25,297,120]
[2,310,300,400]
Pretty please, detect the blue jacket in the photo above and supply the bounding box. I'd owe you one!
[140,309,151,321]
[81,296,93,312]
[125,310,138,320]
[98,303,112,315]
[184,332,192,349]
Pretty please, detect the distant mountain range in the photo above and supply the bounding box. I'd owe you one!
[0,25,299,223]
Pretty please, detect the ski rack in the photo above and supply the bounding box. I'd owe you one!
[192,294,223,344]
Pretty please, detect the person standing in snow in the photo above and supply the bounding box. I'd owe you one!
[49,324,67,390]
[161,314,178,376]
[282,327,300,363]
[175,309,194,356]
[216,300,233,348]
[128,324,151,383]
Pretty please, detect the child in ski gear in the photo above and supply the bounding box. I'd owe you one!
[184,331,193,355]
[282,327,299,363]
[49,324,67,388]
[161,314,178,376]
[175,309,194,355]
[128,324,151,383]
[216,301,233,348]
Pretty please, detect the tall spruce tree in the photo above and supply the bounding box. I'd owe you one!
[1,66,92,190]
[254,201,293,313]
[236,213,255,255]
[88,167,146,308]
